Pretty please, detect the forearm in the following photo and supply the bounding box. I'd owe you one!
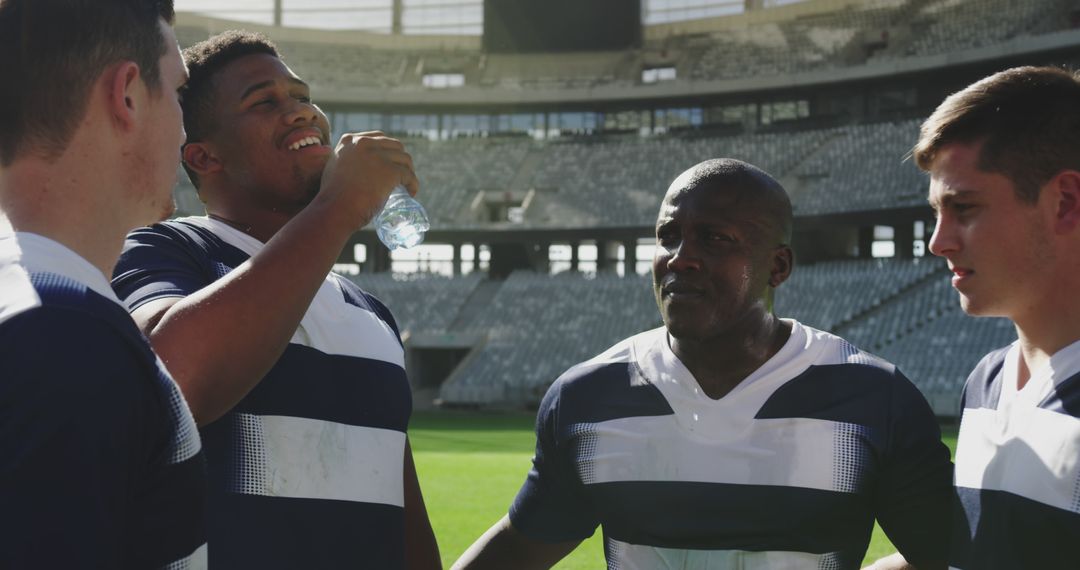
[452,516,579,570]
[147,199,359,425]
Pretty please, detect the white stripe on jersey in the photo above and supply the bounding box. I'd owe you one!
[290,277,404,366]
[230,413,406,507]
[955,405,1080,514]
[0,260,38,323]
[572,415,871,493]
[174,217,404,367]
[164,543,208,570]
[605,538,840,570]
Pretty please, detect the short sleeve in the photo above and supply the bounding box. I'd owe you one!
[0,308,164,568]
[112,224,213,311]
[874,369,954,566]
[509,380,599,542]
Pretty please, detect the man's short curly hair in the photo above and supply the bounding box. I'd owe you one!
[180,30,279,188]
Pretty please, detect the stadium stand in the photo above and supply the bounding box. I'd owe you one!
[402,137,532,227]
[903,0,1071,58]
[349,272,483,334]
[439,271,658,405]
[790,119,927,215]
[775,257,943,333]
[169,122,926,225]
[174,0,1080,91]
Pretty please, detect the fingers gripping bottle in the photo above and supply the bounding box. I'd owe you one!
[375,186,430,250]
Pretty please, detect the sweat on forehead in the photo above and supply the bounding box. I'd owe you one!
[664,159,794,238]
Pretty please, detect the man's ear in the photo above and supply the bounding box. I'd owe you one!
[769,245,794,288]
[1050,169,1080,235]
[106,61,143,131]
[182,142,223,177]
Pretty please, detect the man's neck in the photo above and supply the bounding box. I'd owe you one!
[0,159,127,278]
[204,201,294,244]
[1012,274,1080,389]
[669,316,792,400]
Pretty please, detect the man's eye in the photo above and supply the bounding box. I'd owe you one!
[706,233,734,242]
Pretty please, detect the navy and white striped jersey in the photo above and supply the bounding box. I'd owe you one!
[950,340,1080,569]
[113,217,412,569]
[511,321,952,570]
[0,232,206,569]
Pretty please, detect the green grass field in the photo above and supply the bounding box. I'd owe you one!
[411,411,959,569]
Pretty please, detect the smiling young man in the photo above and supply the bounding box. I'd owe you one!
[454,159,952,570]
[0,0,205,567]
[915,66,1080,569]
[110,31,439,569]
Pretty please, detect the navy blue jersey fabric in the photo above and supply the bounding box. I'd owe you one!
[0,268,205,569]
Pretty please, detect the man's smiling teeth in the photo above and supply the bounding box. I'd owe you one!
[288,136,321,151]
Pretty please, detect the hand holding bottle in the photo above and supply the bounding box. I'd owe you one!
[375,186,429,250]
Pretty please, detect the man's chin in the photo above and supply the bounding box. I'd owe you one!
[662,318,712,344]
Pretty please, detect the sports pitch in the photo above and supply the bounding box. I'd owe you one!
[410,411,960,569]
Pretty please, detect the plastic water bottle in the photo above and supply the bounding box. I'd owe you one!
[375,186,430,250]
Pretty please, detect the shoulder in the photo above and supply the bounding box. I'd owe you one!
[551,327,657,391]
[335,274,390,313]
[0,259,41,324]
[758,322,927,425]
[539,327,669,426]
[0,301,155,401]
[332,274,402,340]
[961,344,1012,410]
[119,218,242,266]
[802,323,898,376]
[3,269,138,343]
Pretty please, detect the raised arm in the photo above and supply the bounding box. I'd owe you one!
[128,133,415,425]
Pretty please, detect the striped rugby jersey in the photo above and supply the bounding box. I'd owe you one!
[113,217,411,569]
[950,340,1080,569]
[0,232,206,569]
[511,321,952,570]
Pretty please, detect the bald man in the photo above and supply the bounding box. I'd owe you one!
[454,159,952,570]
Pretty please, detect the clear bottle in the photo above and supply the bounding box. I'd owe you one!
[375,186,430,250]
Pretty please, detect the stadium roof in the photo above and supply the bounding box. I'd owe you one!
[175,0,812,34]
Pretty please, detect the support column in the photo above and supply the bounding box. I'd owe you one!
[392,0,403,34]
[537,242,551,274]
[570,241,580,272]
[623,239,638,275]
[596,240,610,273]
[452,243,462,276]
[896,221,915,259]
[857,226,874,259]
[372,242,392,273]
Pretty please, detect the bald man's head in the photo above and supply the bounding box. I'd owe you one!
[653,158,795,340]
[663,158,793,246]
